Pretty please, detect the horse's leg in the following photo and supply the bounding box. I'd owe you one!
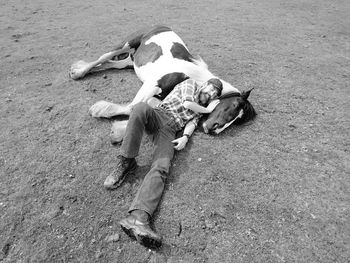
[130,80,162,106]
[110,97,162,144]
[70,27,153,80]
[88,54,133,73]
[89,80,160,118]
[70,46,133,80]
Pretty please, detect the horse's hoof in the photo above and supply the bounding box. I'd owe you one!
[110,120,128,144]
[89,101,125,118]
[70,60,89,80]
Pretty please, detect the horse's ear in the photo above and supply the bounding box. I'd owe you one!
[241,88,254,100]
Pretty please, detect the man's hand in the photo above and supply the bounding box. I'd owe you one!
[172,136,189,151]
[206,99,220,113]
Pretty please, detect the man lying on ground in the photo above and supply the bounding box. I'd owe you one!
[104,78,223,248]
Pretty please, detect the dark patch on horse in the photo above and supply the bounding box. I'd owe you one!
[111,25,171,60]
[155,72,189,100]
[111,28,145,52]
[134,42,163,68]
[126,25,171,49]
[235,99,257,124]
[111,30,144,60]
[203,93,257,133]
[142,25,172,42]
[219,92,241,100]
[126,32,145,49]
[218,95,257,125]
[170,42,194,62]
[220,91,257,124]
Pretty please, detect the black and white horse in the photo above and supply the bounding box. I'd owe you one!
[70,25,256,140]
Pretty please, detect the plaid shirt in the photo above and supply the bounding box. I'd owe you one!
[158,79,202,129]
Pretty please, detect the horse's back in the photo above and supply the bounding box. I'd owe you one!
[133,26,193,82]
[140,25,173,43]
[132,25,238,96]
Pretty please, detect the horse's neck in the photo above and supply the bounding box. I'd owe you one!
[181,57,240,94]
[186,64,240,94]
[139,56,240,95]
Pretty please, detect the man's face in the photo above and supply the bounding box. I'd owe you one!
[199,83,220,105]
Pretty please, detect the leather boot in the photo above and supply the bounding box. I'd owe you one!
[120,210,162,248]
[104,155,137,189]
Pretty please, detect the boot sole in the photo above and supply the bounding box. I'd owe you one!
[120,221,162,248]
[108,164,137,189]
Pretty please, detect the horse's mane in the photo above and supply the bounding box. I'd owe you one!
[219,92,241,100]
[219,92,257,125]
[190,55,208,69]
[237,99,257,124]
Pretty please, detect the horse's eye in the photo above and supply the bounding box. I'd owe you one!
[226,109,239,122]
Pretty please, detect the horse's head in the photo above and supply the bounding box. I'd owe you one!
[203,89,256,134]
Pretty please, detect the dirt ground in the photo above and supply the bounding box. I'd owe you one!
[1,0,349,262]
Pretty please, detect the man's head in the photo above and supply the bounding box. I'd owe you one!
[198,78,223,106]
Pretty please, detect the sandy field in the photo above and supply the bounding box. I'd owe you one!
[1,0,349,262]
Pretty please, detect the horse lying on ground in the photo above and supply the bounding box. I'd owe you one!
[70,25,256,141]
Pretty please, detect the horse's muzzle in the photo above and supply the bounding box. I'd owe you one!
[202,122,219,134]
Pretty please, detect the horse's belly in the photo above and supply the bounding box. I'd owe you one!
[133,42,163,70]
[134,57,173,83]
[134,63,147,82]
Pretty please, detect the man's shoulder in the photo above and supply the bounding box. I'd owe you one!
[178,78,198,88]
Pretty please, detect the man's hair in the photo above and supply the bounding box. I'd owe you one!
[207,78,223,97]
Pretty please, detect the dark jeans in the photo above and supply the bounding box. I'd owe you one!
[120,102,180,216]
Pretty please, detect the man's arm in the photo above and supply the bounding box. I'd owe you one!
[182,119,196,137]
[183,100,220,114]
[172,120,197,151]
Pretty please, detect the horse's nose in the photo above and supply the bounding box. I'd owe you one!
[212,123,219,130]
[203,122,219,134]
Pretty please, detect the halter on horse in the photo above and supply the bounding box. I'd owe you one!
[70,25,256,138]
[203,90,256,134]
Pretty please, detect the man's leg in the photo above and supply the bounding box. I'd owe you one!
[110,97,162,144]
[120,115,178,247]
[129,150,174,215]
[104,102,160,189]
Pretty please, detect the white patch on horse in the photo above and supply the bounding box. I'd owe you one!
[145,31,187,54]
[70,25,243,130]
[134,32,187,82]
[137,31,240,96]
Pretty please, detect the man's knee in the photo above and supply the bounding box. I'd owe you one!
[133,102,149,113]
[131,102,151,119]
[151,158,171,176]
